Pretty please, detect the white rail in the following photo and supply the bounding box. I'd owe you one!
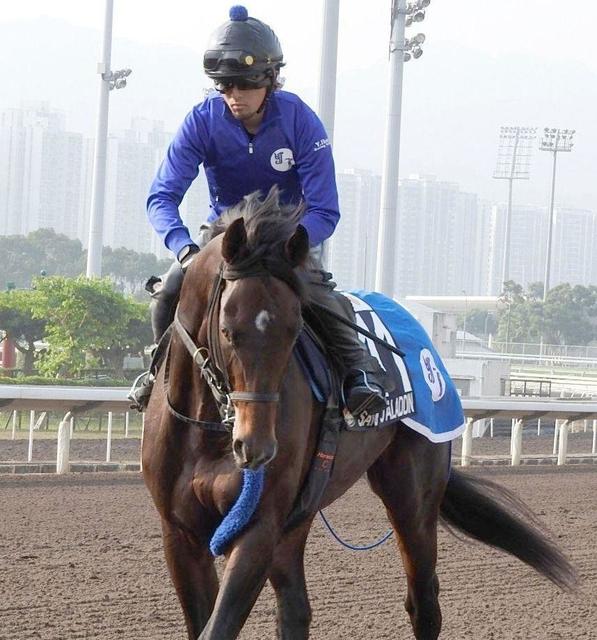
[1,387,596,473]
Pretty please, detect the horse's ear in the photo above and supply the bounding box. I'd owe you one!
[222,218,248,264]
[285,224,310,267]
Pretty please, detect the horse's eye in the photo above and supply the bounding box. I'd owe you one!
[221,326,231,342]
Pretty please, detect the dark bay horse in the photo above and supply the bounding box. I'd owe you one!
[142,190,576,640]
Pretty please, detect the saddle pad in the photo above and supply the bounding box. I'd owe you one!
[294,328,333,404]
[344,291,466,443]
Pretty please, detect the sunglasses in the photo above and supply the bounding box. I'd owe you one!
[214,76,270,93]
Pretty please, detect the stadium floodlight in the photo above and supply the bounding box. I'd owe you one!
[417,0,431,7]
[413,32,426,44]
[412,10,425,21]
[404,51,412,62]
[493,125,537,289]
[412,46,423,58]
[539,127,577,300]
[405,15,413,26]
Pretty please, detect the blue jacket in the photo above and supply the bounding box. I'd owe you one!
[147,90,340,257]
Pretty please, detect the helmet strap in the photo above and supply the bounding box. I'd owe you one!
[256,72,277,114]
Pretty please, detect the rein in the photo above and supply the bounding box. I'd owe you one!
[165,262,281,431]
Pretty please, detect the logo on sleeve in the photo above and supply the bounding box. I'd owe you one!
[314,137,331,151]
[270,148,295,172]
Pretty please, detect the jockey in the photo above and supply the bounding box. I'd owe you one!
[131,5,387,416]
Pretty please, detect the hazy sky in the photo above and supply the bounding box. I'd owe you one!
[5,1,597,78]
[3,1,596,211]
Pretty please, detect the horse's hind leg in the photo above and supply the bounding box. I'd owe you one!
[269,519,314,640]
[161,519,219,640]
[367,428,450,640]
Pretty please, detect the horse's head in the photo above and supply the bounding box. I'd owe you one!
[210,189,309,469]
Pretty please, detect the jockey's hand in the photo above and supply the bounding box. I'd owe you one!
[177,244,200,273]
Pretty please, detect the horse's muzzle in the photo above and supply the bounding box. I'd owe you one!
[232,436,278,470]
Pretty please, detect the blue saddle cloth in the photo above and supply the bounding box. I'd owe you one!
[293,291,465,443]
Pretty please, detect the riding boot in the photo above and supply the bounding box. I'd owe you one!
[304,268,390,417]
[128,260,185,411]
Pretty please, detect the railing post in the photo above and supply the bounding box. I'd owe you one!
[592,419,596,455]
[27,410,35,462]
[106,411,113,462]
[557,420,569,466]
[11,410,17,440]
[124,411,130,438]
[461,417,474,467]
[511,419,523,466]
[57,411,73,474]
[552,420,559,455]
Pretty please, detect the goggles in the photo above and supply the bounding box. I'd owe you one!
[204,49,263,73]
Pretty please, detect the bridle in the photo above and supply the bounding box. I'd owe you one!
[165,259,300,432]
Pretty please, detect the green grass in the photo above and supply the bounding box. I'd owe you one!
[0,410,143,438]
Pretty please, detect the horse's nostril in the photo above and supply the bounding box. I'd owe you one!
[233,438,245,460]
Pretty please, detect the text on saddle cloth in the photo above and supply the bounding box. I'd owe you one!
[342,291,466,442]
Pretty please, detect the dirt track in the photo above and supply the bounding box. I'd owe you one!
[0,466,596,639]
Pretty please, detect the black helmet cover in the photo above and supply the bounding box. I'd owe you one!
[203,5,284,81]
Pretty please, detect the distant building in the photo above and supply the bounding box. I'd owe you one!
[328,169,381,290]
[487,204,548,294]
[0,103,84,239]
[394,175,488,297]
[551,207,597,287]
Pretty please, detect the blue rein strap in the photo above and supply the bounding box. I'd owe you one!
[209,468,265,557]
[318,509,394,551]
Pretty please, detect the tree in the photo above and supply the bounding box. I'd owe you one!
[543,284,597,345]
[102,246,170,297]
[0,290,46,374]
[495,281,597,347]
[0,229,84,289]
[92,299,152,377]
[31,276,140,377]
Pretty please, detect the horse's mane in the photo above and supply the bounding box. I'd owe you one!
[207,187,308,300]
[209,186,304,258]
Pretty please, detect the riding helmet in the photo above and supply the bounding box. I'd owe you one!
[203,5,284,83]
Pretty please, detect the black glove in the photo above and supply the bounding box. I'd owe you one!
[177,244,200,273]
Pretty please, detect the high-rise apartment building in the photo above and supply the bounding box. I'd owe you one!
[552,208,597,287]
[328,169,381,291]
[394,175,488,297]
[0,103,84,239]
[487,204,548,294]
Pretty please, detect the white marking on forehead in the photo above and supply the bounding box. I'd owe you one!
[255,309,273,333]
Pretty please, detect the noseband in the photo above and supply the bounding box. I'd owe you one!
[167,261,289,431]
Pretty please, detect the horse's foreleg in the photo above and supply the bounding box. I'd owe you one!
[198,523,278,640]
[161,519,219,640]
[367,429,450,640]
[269,519,314,640]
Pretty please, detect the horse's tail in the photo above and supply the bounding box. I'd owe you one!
[440,469,578,591]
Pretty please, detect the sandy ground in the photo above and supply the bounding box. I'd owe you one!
[0,466,595,640]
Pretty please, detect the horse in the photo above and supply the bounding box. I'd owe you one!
[142,189,577,640]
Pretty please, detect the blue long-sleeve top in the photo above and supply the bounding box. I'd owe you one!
[147,90,340,257]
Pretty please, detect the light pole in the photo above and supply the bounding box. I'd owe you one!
[375,0,430,297]
[86,0,132,277]
[316,0,340,268]
[492,126,536,290]
[539,128,575,301]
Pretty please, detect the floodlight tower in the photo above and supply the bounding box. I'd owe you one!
[375,0,430,297]
[86,0,132,277]
[492,126,536,289]
[539,128,576,301]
